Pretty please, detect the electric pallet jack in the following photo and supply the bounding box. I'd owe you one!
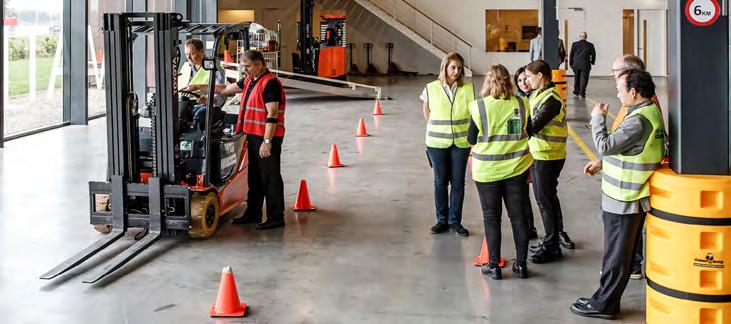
[40,12,253,283]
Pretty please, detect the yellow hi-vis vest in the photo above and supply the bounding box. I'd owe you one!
[602,102,665,202]
[425,80,475,149]
[469,95,533,183]
[528,87,567,160]
[178,62,211,94]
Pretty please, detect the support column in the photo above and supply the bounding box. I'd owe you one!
[542,0,559,68]
[668,0,729,175]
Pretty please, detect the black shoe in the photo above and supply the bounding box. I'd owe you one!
[529,241,545,253]
[575,297,590,306]
[580,94,586,99]
[255,220,285,230]
[449,224,469,236]
[232,215,262,225]
[529,227,538,240]
[431,222,449,234]
[530,245,563,264]
[559,231,575,249]
[481,263,502,280]
[570,302,617,320]
[572,91,580,96]
[512,263,528,279]
[630,266,643,280]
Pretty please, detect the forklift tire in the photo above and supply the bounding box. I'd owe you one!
[188,192,220,239]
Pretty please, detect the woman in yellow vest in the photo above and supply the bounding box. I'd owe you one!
[523,60,574,264]
[467,64,532,279]
[420,53,475,236]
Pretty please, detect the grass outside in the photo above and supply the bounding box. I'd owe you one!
[8,57,63,96]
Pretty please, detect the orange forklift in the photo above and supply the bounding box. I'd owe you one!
[40,12,251,283]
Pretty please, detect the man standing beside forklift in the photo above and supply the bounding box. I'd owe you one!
[214,50,287,230]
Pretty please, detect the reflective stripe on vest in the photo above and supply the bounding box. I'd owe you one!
[238,72,286,137]
[528,87,567,160]
[469,96,533,183]
[425,81,475,148]
[601,102,665,202]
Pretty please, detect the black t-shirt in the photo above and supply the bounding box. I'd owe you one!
[236,71,283,105]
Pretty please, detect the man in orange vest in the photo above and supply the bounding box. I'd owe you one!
[215,50,287,230]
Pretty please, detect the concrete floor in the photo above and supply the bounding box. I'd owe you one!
[0,76,662,323]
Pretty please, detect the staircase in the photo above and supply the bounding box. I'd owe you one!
[353,0,473,77]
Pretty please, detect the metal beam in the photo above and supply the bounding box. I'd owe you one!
[668,0,729,175]
[64,0,89,125]
[129,0,147,108]
[542,0,559,68]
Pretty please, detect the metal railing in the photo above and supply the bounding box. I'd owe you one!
[367,0,472,70]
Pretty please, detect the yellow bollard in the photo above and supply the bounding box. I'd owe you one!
[551,69,567,102]
[646,167,731,324]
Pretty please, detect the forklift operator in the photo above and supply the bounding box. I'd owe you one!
[214,50,287,230]
[179,38,225,106]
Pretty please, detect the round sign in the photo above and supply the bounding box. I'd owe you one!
[685,0,720,27]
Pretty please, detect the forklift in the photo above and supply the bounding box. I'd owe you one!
[293,0,346,80]
[40,12,252,283]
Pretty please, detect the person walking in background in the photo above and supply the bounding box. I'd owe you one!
[420,53,475,237]
[523,60,574,264]
[515,66,539,240]
[468,64,532,280]
[569,32,596,98]
[529,28,543,62]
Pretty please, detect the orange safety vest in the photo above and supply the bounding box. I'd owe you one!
[236,72,286,137]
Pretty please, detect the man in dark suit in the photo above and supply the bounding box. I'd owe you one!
[569,32,596,98]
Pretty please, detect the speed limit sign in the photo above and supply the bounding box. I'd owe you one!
[685,0,720,27]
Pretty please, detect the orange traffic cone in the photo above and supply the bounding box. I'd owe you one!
[474,237,506,268]
[372,99,383,115]
[292,179,316,211]
[355,117,369,137]
[210,266,247,318]
[223,50,233,63]
[326,144,345,168]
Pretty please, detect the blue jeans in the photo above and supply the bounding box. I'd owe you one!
[426,145,470,225]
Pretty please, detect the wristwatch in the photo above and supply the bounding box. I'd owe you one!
[264,138,271,144]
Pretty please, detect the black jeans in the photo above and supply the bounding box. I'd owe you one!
[573,69,590,96]
[476,171,530,265]
[244,135,285,223]
[589,211,646,314]
[426,145,470,225]
[531,159,566,248]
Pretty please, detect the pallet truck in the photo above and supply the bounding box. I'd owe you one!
[385,42,417,76]
[347,42,360,75]
[362,43,383,76]
[40,12,252,283]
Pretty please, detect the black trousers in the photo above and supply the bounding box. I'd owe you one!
[531,159,566,248]
[244,135,285,222]
[589,211,646,314]
[573,69,590,96]
[476,171,530,265]
[526,185,537,232]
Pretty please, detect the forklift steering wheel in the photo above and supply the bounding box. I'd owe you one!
[179,90,202,100]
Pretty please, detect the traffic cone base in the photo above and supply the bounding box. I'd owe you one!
[474,237,506,268]
[356,118,369,137]
[372,99,383,115]
[292,179,316,211]
[326,144,345,168]
[210,266,247,318]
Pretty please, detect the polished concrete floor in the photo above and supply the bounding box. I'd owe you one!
[0,76,662,323]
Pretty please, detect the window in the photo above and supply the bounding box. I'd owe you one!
[3,0,63,137]
[88,0,125,117]
[485,10,539,53]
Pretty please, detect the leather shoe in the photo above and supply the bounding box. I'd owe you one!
[570,302,617,320]
[256,220,285,230]
[530,245,563,264]
[232,215,261,225]
[449,224,469,236]
[481,263,502,280]
[529,241,545,253]
[575,297,590,306]
[512,262,528,279]
[431,222,449,234]
[559,231,576,249]
[529,227,538,240]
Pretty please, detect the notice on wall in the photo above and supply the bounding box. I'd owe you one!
[685,0,721,27]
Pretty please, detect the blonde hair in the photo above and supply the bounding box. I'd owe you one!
[438,52,465,86]
[480,64,515,98]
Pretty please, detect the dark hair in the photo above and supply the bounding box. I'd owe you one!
[536,27,542,34]
[622,55,646,71]
[525,59,552,85]
[621,69,655,99]
[514,67,526,89]
[185,38,204,52]
[243,50,265,63]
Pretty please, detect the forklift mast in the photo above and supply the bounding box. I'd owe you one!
[299,0,315,74]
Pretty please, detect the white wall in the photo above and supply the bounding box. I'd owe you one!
[218,0,669,76]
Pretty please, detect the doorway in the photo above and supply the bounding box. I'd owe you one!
[623,9,667,76]
[559,7,586,75]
